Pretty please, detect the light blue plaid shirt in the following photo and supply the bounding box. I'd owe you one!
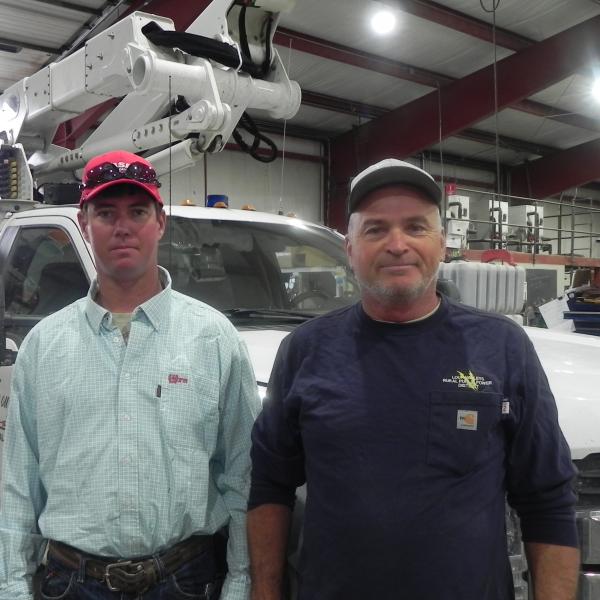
[0,268,260,600]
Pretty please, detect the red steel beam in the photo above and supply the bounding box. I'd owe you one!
[386,0,532,51]
[53,99,120,149]
[276,28,600,134]
[302,89,557,157]
[510,138,600,199]
[327,15,600,230]
[121,0,212,30]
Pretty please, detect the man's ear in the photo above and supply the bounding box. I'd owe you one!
[439,229,446,260]
[157,209,167,240]
[345,235,354,270]
[77,209,90,243]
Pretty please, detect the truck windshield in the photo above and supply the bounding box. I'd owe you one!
[158,217,360,315]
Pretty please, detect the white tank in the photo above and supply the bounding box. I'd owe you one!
[495,266,508,314]
[484,263,498,312]
[438,261,526,315]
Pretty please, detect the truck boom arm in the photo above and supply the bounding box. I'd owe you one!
[0,0,301,182]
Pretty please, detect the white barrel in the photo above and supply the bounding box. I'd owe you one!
[495,266,508,314]
[513,266,526,313]
[438,261,526,315]
[484,263,498,312]
[437,261,481,309]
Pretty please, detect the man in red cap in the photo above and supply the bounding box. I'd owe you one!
[0,150,259,600]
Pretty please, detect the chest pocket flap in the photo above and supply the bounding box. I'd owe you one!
[427,390,503,476]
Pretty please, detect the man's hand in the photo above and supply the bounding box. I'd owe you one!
[247,504,291,600]
[525,542,580,600]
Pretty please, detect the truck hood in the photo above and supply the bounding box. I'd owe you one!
[237,329,290,386]
[525,327,600,460]
[238,326,600,460]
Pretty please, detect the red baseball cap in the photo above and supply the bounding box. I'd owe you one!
[80,150,163,207]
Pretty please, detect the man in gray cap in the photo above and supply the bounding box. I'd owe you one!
[247,159,579,600]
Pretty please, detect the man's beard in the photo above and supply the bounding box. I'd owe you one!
[356,272,437,305]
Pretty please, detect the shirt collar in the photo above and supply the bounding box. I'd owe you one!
[85,266,172,334]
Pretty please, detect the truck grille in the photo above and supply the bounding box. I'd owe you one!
[574,454,600,509]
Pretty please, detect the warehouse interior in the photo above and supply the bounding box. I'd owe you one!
[0,0,600,237]
[1,0,600,304]
[2,3,600,600]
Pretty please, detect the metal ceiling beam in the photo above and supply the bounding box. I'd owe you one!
[383,0,532,51]
[301,90,387,121]
[334,16,600,163]
[513,99,600,133]
[275,28,600,134]
[251,118,334,141]
[275,28,453,88]
[0,36,60,55]
[302,90,557,157]
[122,0,211,29]
[30,0,105,16]
[510,138,600,199]
[326,15,600,230]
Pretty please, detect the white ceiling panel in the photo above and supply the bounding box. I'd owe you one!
[528,73,600,122]
[0,48,50,92]
[431,136,523,166]
[473,108,600,149]
[279,0,513,79]
[277,47,432,110]
[289,104,361,134]
[432,0,600,42]
[0,0,90,49]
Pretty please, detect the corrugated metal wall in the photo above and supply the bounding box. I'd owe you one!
[159,145,324,224]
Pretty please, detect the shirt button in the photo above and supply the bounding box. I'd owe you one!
[113,336,120,344]
[122,414,131,422]
[121,456,131,465]
[124,373,131,379]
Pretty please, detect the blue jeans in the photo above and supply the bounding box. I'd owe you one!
[38,546,222,600]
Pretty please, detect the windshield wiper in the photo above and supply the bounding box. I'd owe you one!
[221,308,315,322]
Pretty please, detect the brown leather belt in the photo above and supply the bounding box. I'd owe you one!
[48,535,213,595]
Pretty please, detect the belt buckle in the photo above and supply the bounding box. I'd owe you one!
[104,560,132,592]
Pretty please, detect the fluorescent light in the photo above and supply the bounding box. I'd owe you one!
[0,43,21,54]
[371,10,396,35]
[593,79,600,103]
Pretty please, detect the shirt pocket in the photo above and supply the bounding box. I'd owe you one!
[157,368,220,452]
[427,391,503,476]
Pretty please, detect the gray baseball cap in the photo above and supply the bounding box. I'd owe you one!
[348,158,441,215]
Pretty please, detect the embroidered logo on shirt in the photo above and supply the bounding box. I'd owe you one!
[457,410,478,430]
[168,374,188,384]
[442,370,493,390]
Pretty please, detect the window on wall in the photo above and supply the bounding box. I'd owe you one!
[4,226,89,322]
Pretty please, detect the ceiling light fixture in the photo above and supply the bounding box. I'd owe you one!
[0,42,22,54]
[371,10,396,35]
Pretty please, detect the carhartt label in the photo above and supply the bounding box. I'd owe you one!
[502,400,510,415]
[457,410,478,430]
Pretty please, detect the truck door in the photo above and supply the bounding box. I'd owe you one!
[0,218,91,466]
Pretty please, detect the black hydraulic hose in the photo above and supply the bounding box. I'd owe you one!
[232,113,277,163]
[141,21,265,78]
[142,22,279,163]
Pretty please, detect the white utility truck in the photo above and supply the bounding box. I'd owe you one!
[1,202,600,599]
[0,1,599,599]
